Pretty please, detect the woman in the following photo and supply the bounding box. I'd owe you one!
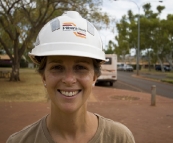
[7,11,135,143]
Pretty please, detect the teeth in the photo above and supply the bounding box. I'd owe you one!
[60,90,78,97]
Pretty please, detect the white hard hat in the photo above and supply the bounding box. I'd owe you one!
[29,11,106,64]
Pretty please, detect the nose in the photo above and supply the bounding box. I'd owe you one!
[62,70,76,86]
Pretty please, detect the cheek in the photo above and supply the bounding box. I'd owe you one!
[44,72,61,86]
[78,72,95,86]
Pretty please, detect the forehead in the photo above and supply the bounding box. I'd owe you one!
[47,56,93,64]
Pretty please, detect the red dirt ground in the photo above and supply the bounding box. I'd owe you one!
[0,86,173,143]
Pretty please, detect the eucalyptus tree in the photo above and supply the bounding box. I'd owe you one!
[141,4,173,72]
[153,5,169,72]
[0,0,111,81]
[112,15,131,60]
[162,14,173,70]
[104,41,115,54]
[110,3,169,71]
[140,3,160,70]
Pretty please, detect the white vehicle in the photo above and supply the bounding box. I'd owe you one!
[117,63,124,71]
[96,54,117,86]
[123,64,133,71]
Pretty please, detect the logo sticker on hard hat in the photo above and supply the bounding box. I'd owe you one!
[63,22,86,38]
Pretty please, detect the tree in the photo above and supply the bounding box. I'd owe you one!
[163,15,173,70]
[104,41,115,54]
[109,3,173,72]
[0,0,112,81]
[110,10,138,61]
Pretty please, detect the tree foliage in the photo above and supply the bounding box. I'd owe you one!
[0,0,112,81]
[106,3,173,71]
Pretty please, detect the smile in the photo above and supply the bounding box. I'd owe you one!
[58,90,81,97]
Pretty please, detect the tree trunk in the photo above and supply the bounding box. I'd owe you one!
[10,60,20,81]
[148,50,151,71]
[166,53,173,71]
[158,56,165,72]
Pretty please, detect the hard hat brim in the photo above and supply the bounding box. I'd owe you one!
[29,43,106,64]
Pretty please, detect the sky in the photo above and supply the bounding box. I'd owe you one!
[100,0,173,54]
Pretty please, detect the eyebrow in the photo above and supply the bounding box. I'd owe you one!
[48,60,63,64]
[75,59,90,64]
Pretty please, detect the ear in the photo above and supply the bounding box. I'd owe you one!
[41,74,46,87]
[92,74,98,86]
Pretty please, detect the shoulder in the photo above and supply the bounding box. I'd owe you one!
[99,114,130,132]
[6,116,47,143]
[96,114,135,143]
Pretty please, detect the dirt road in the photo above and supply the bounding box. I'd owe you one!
[1,86,173,143]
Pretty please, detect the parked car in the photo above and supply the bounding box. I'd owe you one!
[117,64,124,71]
[155,65,171,71]
[123,65,133,72]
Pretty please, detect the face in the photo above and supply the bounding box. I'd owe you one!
[42,56,97,113]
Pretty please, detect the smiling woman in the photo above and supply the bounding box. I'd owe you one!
[6,11,135,143]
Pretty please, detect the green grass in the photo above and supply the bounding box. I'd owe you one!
[139,68,173,84]
[161,79,173,84]
[166,73,173,79]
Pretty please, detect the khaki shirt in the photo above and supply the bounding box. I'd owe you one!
[7,114,135,143]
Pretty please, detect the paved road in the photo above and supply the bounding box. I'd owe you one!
[115,71,173,99]
[115,71,173,98]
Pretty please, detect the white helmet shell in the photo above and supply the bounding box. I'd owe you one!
[29,11,106,64]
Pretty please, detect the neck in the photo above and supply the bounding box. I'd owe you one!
[46,109,98,143]
[47,101,92,133]
[46,101,98,143]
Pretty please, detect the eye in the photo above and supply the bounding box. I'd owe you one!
[75,65,87,71]
[51,65,64,71]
